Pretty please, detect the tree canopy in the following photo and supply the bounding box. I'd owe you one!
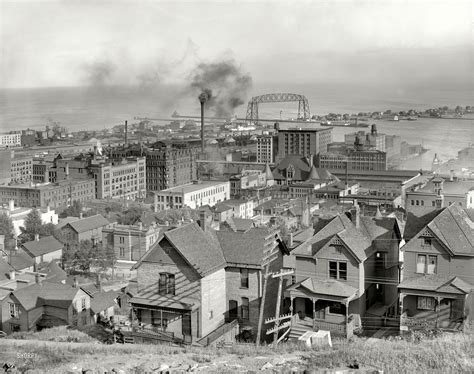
[0,212,15,248]
[19,209,59,243]
[59,200,83,218]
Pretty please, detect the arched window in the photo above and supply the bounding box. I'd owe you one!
[286,164,295,179]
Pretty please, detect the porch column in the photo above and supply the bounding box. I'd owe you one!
[345,299,349,338]
[436,296,442,328]
[399,293,406,330]
[312,298,316,330]
[290,296,294,315]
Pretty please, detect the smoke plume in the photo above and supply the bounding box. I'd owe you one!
[82,59,116,87]
[190,59,252,117]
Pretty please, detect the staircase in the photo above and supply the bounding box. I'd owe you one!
[288,322,313,340]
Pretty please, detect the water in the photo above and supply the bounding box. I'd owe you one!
[0,83,472,169]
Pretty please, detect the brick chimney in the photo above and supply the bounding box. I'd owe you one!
[96,273,102,292]
[350,200,360,229]
[198,211,207,232]
[73,276,78,288]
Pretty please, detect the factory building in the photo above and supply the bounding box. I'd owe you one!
[276,126,332,162]
[0,132,22,148]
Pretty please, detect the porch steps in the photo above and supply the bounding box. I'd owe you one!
[288,324,313,340]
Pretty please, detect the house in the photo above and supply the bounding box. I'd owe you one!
[399,205,474,331]
[0,278,91,334]
[129,213,285,344]
[61,214,109,245]
[283,204,402,338]
[21,235,63,264]
[101,222,161,262]
[90,290,120,325]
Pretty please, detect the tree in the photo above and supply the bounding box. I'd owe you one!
[62,239,96,274]
[118,206,147,225]
[0,212,15,248]
[20,209,44,242]
[59,200,83,218]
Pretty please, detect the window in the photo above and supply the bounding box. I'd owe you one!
[329,261,347,280]
[241,297,249,320]
[72,302,78,316]
[328,302,345,315]
[417,254,437,274]
[240,268,249,288]
[81,297,86,311]
[9,303,20,319]
[119,247,125,257]
[158,273,175,295]
[119,236,125,244]
[10,324,20,332]
[417,296,436,311]
[423,238,432,246]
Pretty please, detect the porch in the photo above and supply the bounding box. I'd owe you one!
[398,275,472,332]
[285,278,360,339]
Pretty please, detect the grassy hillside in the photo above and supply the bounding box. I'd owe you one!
[1,327,472,373]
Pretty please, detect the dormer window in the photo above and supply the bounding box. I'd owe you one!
[286,164,295,179]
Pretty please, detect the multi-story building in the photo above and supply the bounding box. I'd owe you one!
[154,180,230,210]
[88,157,146,200]
[32,154,61,183]
[229,169,267,198]
[0,179,95,209]
[0,132,22,148]
[405,176,474,213]
[61,214,110,245]
[256,135,278,164]
[102,222,161,262]
[109,141,199,193]
[344,125,386,152]
[399,205,474,331]
[277,127,332,162]
[318,149,387,172]
[10,155,33,185]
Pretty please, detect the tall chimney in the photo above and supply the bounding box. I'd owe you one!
[199,92,208,155]
[125,120,128,145]
[351,200,360,229]
[199,210,207,232]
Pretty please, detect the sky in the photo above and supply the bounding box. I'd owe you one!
[0,0,472,89]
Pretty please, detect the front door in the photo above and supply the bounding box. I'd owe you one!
[450,299,464,320]
[182,313,191,337]
[229,300,238,320]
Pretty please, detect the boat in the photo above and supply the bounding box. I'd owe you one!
[407,117,418,121]
[320,122,369,128]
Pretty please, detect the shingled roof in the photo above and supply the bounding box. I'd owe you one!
[22,236,63,258]
[65,214,109,233]
[11,281,82,310]
[399,275,473,294]
[163,223,226,277]
[216,228,270,267]
[287,277,358,299]
[292,214,372,263]
[404,205,474,256]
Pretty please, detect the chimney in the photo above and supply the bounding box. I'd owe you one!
[35,233,40,241]
[35,273,42,286]
[9,269,15,280]
[371,124,377,135]
[350,200,360,229]
[96,273,102,292]
[138,222,143,231]
[199,92,208,154]
[154,193,158,212]
[199,210,207,232]
[79,212,83,219]
[73,276,78,288]
[8,200,14,212]
[308,154,313,168]
[65,162,70,179]
[125,120,128,145]
[450,170,454,182]
[289,232,294,248]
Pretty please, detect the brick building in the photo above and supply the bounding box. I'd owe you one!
[277,127,332,162]
[61,214,109,245]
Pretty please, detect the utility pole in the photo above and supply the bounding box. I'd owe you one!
[256,230,280,347]
[271,269,294,345]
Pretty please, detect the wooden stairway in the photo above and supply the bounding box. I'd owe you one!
[288,323,314,340]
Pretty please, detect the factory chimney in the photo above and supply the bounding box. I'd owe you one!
[199,92,209,155]
[124,120,128,145]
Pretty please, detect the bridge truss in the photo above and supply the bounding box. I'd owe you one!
[245,93,311,123]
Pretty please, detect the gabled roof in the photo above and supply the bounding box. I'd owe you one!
[292,214,372,263]
[359,216,401,243]
[22,236,63,257]
[287,277,358,299]
[65,214,109,233]
[264,164,274,180]
[405,205,474,256]
[164,223,226,277]
[222,217,255,233]
[0,258,14,282]
[398,275,473,294]
[272,156,312,181]
[11,281,82,310]
[90,291,119,314]
[216,228,269,267]
[8,249,35,271]
[306,166,334,182]
[56,216,79,230]
[38,261,67,284]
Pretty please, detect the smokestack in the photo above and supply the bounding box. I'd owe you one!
[125,120,128,145]
[199,92,208,154]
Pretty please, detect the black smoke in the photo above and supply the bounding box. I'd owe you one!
[190,59,252,117]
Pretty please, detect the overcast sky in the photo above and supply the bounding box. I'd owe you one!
[1,0,472,88]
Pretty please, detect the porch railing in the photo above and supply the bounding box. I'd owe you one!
[312,315,355,338]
